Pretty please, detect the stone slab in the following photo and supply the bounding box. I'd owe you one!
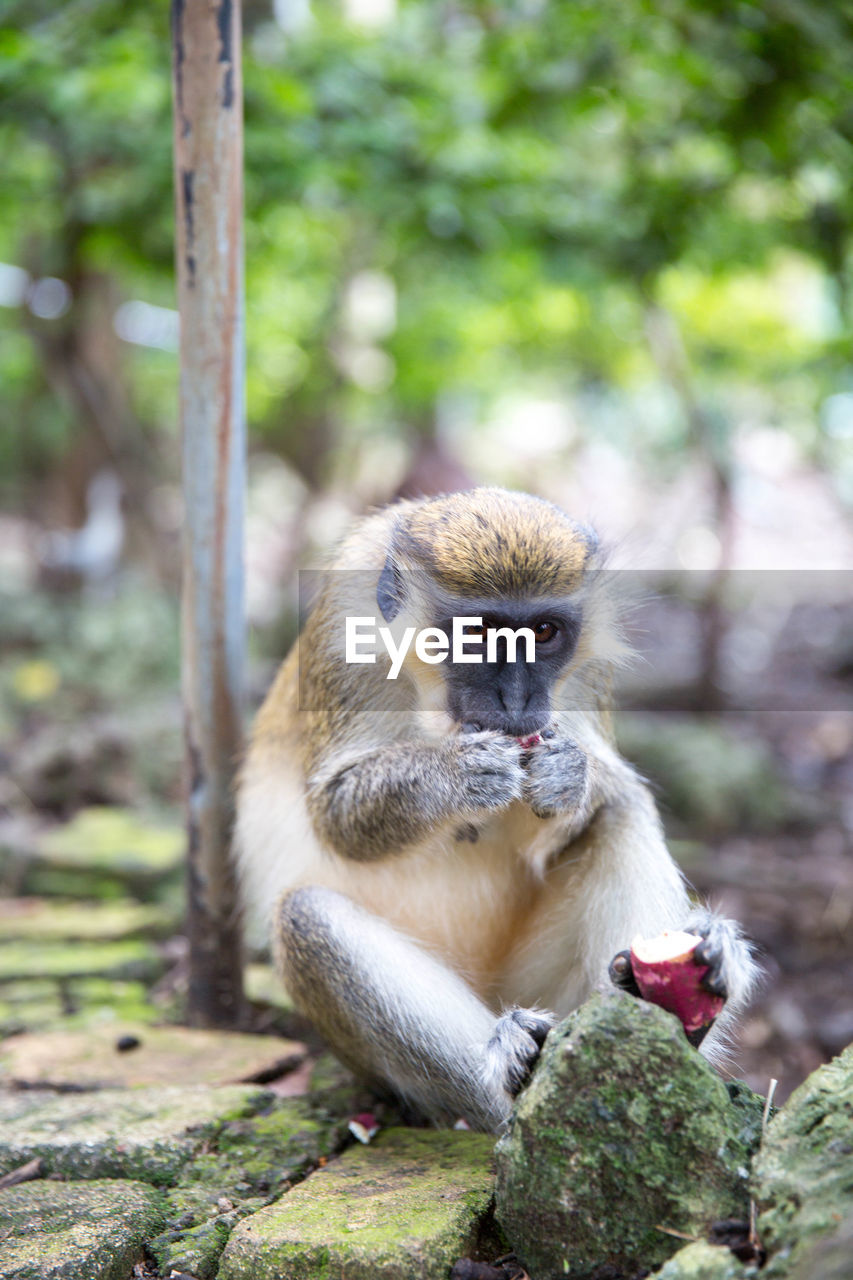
[0,1178,166,1280]
[217,1127,496,1280]
[0,1084,270,1184]
[0,1022,305,1088]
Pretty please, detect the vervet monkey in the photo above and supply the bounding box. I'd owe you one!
[235,489,757,1132]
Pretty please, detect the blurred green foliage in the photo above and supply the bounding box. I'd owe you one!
[1,0,852,499]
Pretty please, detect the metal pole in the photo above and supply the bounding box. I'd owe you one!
[171,0,246,1026]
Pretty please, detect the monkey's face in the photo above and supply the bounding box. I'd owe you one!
[437,599,582,738]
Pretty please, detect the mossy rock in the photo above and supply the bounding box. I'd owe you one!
[495,994,763,1280]
[217,1127,496,1280]
[753,1040,853,1277]
[654,1240,749,1278]
[0,1178,167,1280]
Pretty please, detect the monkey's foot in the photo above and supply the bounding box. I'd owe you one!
[482,1007,555,1100]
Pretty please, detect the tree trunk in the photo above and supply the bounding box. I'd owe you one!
[171,0,246,1027]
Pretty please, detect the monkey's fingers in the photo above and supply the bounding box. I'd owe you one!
[483,1007,554,1099]
[693,935,729,1000]
[608,949,642,998]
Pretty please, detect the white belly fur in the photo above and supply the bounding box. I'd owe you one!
[234,760,574,1009]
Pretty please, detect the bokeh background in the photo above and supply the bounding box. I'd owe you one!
[1,0,852,1101]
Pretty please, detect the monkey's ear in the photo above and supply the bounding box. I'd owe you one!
[575,522,600,561]
[377,554,404,622]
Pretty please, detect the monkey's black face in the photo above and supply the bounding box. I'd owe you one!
[437,600,581,738]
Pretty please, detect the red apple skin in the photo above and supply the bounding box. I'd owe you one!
[629,936,726,1035]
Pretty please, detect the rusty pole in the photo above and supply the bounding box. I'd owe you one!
[171,0,246,1026]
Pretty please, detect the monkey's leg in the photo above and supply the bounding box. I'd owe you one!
[276,886,552,1132]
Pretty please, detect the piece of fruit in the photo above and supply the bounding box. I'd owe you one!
[629,930,725,1035]
[516,733,543,748]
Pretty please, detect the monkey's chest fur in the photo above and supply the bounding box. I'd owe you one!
[300,802,592,1014]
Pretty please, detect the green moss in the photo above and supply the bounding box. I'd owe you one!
[146,1097,345,1275]
[180,1098,338,1198]
[149,1206,244,1280]
[0,938,166,983]
[39,807,183,873]
[0,897,178,943]
[617,713,795,836]
[495,994,763,1280]
[0,976,156,1037]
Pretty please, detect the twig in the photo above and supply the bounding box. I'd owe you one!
[0,1158,44,1189]
[748,1077,778,1247]
[654,1225,699,1242]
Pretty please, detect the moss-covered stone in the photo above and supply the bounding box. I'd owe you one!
[0,1022,305,1088]
[0,1084,271,1184]
[28,807,182,899]
[495,994,763,1280]
[154,1211,235,1279]
[148,1100,340,1280]
[0,937,166,984]
[0,1178,167,1280]
[173,1095,342,1208]
[654,1240,749,1279]
[753,1041,853,1277]
[0,976,156,1037]
[217,1127,496,1280]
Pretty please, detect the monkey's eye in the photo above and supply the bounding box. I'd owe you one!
[533,621,559,644]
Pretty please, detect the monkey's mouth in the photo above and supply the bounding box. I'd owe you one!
[458,720,547,747]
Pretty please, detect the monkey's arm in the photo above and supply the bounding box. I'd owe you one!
[307,732,524,861]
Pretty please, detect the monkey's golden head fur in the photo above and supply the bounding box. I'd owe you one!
[394,489,596,598]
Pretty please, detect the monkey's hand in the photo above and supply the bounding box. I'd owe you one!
[520,736,589,820]
[482,1007,555,1102]
[608,913,757,1049]
[451,731,525,816]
